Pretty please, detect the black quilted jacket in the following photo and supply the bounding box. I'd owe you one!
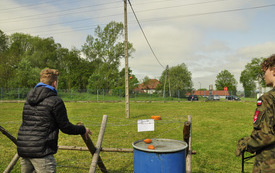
[17,86,86,158]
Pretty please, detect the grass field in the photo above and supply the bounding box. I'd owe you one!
[0,100,257,172]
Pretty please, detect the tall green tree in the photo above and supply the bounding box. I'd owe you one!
[158,63,193,96]
[0,30,9,87]
[82,21,135,89]
[0,30,8,53]
[142,76,151,87]
[240,57,265,97]
[118,68,139,90]
[215,70,237,93]
[0,31,94,89]
[57,48,93,89]
[0,32,33,87]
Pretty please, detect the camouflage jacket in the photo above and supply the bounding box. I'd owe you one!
[246,89,275,154]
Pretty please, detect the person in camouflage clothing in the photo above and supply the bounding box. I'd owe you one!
[235,54,275,172]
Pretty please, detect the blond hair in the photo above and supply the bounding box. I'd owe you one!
[40,68,59,85]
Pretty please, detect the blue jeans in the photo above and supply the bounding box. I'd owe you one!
[21,154,56,173]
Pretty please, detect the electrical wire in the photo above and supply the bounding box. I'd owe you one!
[0,0,69,11]
[127,0,165,69]
[0,1,122,22]
[2,1,275,38]
[2,1,275,33]
[0,0,225,24]
[139,3,275,23]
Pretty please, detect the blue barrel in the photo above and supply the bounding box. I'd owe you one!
[132,139,188,173]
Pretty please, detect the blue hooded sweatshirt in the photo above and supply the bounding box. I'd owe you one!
[35,82,57,94]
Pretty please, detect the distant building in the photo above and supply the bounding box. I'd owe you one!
[187,90,230,99]
[136,79,160,94]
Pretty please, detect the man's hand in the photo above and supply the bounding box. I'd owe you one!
[235,137,249,156]
[84,128,92,140]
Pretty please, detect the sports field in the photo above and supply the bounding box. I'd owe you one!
[0,101,256,172]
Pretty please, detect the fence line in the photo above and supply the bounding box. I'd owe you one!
[1,114,190,172]
[0,87,261,101]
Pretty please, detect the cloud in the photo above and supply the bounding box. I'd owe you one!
[200,40,231,53]
[1,0,275,91]
[236,42,275,58]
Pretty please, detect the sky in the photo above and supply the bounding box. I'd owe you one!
[1,0,275,90]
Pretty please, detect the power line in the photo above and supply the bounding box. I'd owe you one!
[128,0,165,69]
[5,12,123,32]
[0,0,69,11]
[1,5,122,23]
[0,0,225,24]
[139,3,275,23]
[134,0,226,9]
[0,0,122,12]
[0,1,122,22]
[2,2,275,37]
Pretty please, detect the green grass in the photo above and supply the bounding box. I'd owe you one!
[0,101,256,172]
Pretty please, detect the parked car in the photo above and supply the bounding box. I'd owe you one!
[188,95,199,101]
[207,95,220,101]
[226,95,241,101]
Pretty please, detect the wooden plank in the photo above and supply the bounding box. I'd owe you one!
[58,145,133,153]
[3,153,20,173]
[78,122,107,173]
[0,126,20,172]
[0,125,17,145]
[89,115,108,173]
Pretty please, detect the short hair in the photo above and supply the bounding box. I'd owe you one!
[40,68,59,85]
[261,54,275,72]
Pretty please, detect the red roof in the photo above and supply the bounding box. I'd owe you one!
[137,79,160,90]
[187,90,230,96]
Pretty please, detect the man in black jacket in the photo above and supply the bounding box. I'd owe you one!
[17,68,92,173]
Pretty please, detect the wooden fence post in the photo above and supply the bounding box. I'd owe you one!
[78,118,108,173]
[183,121,191,156]
[0,125,17,145]
[89,115,108,173]
[3,153,20,173]
[0,125,20,173]
[186,115,192,173]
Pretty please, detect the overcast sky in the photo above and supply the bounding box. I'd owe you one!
[1,0,275,90]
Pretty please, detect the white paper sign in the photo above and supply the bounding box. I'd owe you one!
[137,119,154,132]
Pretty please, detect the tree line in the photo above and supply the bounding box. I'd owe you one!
[0,21,266,97]
[0,21,139,93]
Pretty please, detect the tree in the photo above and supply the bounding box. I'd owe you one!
[142,76,151,87]
[14,57,40,88]
[0,30,8,53]
[113,68,139,96]
[215,70,237,93]
[0,32,33,87]
[82,21,135,89]
[0,31,95,89]
[240,57,265,97]
[0,30,9,87]
[158,63,193,96]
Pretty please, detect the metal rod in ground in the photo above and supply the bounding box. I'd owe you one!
[78,122,107,173]
[4,153,20,173]
[186,115,192,173]
[89,115,108,173]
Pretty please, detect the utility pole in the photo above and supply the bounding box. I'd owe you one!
[163,65,170,98]
[124,0,130,118]
[163,66,167,98]
[167,65,171,97]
